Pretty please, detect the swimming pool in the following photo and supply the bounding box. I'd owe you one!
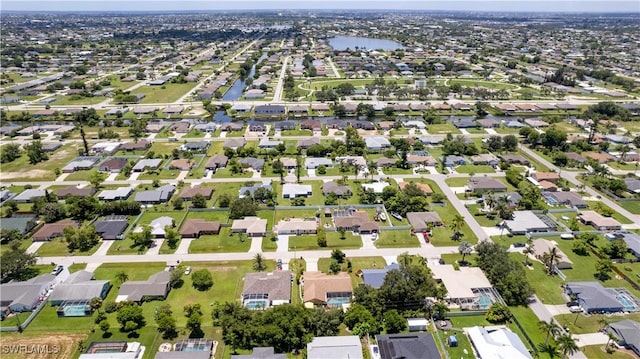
[245,300,268,310]
[327,297,350,307]
[477,295,493,309]
[617,294,637,311]
[62,304,90,317]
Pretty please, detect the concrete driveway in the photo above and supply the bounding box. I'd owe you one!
[545,304,572,316]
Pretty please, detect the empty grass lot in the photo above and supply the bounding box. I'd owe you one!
[289,231,362,250]
[188,227,251,253]
[136,83,194,104]
[36,237,100,257]
[0,143,80,181]
[455,164,495,173]
[374,230,420,248]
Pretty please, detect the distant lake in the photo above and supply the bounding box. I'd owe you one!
[327,36,404,51]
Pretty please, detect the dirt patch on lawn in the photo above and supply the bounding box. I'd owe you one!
[0,333,86,359]
[0,169,51,180]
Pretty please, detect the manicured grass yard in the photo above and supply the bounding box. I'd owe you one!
[431,205,478,245]
[517,254,567,304]
[428,123,461,134]
[289,231,361,250]
[619,200,640,215]
[188,227,251,253]
[375,230,419,248]
[582,345,637,359]
[136,83,194,104]
[261,236,277,252]
[555,313,640,334]
[444,177,470,187]
[148,142,180,156]
[317,256,387,286]
[455,164,495,174]
[36,237,100,257]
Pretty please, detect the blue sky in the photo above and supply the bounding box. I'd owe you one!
[2,1,639,12]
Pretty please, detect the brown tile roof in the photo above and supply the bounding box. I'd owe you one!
[169,159,193,170]
[532,172,560,182]
[179,219,220,238]
[120,140,151,151]
[179,186,213,200]
[303,271,352,304]
[334,211,379,232]
[56,186,97,198]
[33,221,78,241]
[586,152,614,163]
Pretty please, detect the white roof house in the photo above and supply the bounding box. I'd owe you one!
[531,238,573,269]
[132,159,163,172]
[429,264,492,301]
[98,187,134,201]
[91,142,121,155]
[231,217,268,237]
[467,326,532,359]
[503,211,552,235]
[364,136,391,151]
[135,216,173,238]
[282,184,312,198]
[362,181,390,194]
[305,157,333,169]
[307,336,363,359]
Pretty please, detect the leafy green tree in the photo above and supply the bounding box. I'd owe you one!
[329,260,341,274]
[115,271,129,286]
[130,226,153,251]
[64,224,100,252]
[99,320,110,335]
[164,227,180,249]
[89,297,103,311]
[0,143,21,163]
[595,259,613,280]
[316,226,327,247]
[24,140,48,164]
[191,269,213,291]
[155,304,177,339]
[116,302,146,333]
[458,241,473,265]
[0,241,37,281]
[172,197,184,210]
[191,193,207,208]
[383,309,407,334]
[539,319,562,345]
[331,249,346,264]
[485,302,512,323]
[229,197,258,219]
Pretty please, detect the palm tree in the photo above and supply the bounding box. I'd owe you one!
[398,252,412,268]
[449,214,465,241]
[556,333,579,358]
[605,331,617,349]
[115,271,129,286]
[543,247,561,276]
[619,145,631,163]
[432,301,450,319]
[539,319,562,345]
[597,318,609,332]
[538,342,560,358]
[523,237,535,266]
[458,241,473,265]
[253,253,266,272]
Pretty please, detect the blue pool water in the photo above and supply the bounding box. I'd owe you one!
[478,295,493,309]
[63,305,89,317]
[327,297,351,306]
[617,295,637,311]
[245,300,268,309]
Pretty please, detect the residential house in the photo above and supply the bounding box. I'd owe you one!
[282,184,312,198]
[276,218,317,235]
[274,121,296,131]
[0,215,37,235]
[605,232,640,259]
[132,159,163,172]
[134,185,176,204]
[441,155,467,168]
[301,120,322,131]
[429,264,494,309]
[375,333,441,359]
[231,347,286,359]
[624,178,640,194]
[406,212,443,232]
[181,141,209,152]
[0,274,56,312]
[606,320,640,357]
[94,219,128,240]
[179,220,221,238]
[49,271,111,305]
[33,221,78,241]
[278,157,297,170]
[605,134,632,144]
[298,137,320,149]
[154,339,214,359]
[466,176,507,193]
[503,120,526,129]
[306,336,362,359]
[566,152,587,165]
[98,158,128,173]
[322,182,352,197]
[98,187,134,201]
[375,158,397,167]
[249,123,268,132]
[239,157,265,171]
[361,263,400,289]
[231,217,268,237]
[499,154,530,166]
[503,211,553,235]
[302,271,353,308]
[169,121,190,133]
[305,157,333,169]
[193,123,217,133]
[407,151,436,166]
[121,140,151,152]
[137,216,174,238]
[470,154,499,166]
[258,138,283,149]
[524,118,549,128]
[531,239,573,269]
[241,271,292,309]
[62,158,98,173]
[565,282,629,313]
[179,186,213,201]
[236,181,271,198]
[91,142,121,155]
[221,123,244,132]
[476,118,500,128]
[254,104,285,115]
[450,116,477,129]
[419,136,445,145]
[532,172,561,183]
[586,152,615,164]
[467,326,532,359]
[205,154,228,172]
[543,191,587,208]
[333,209,379,234]
[56,186,97,199]
[364,136,391,151]
[169,159,193,171]
[116,271,171,303]
[578,211,622,231]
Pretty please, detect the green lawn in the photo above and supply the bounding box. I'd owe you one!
[555,313,640,334]
[183,129,206,138]
[374,230,420,248]
[136,83,195,104]
[261,236,277,252]
[518,254,566,304]
[212,167,253,178]
[581,345,637,359]
[64,168,100,181]
[444,177,470,187]
[138,169,180,180]
[52,95,108,105]
[456,165,495,174]
[317,256,387,287]
[188,228,251,253]
[428,123,460,134]
[0,143,80,181]
[431,205,478,245]
[289,231,361,250]
[586,201,633,225]
[35,237,100,257]
[148,142,180,156]
[282,129,312,136]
